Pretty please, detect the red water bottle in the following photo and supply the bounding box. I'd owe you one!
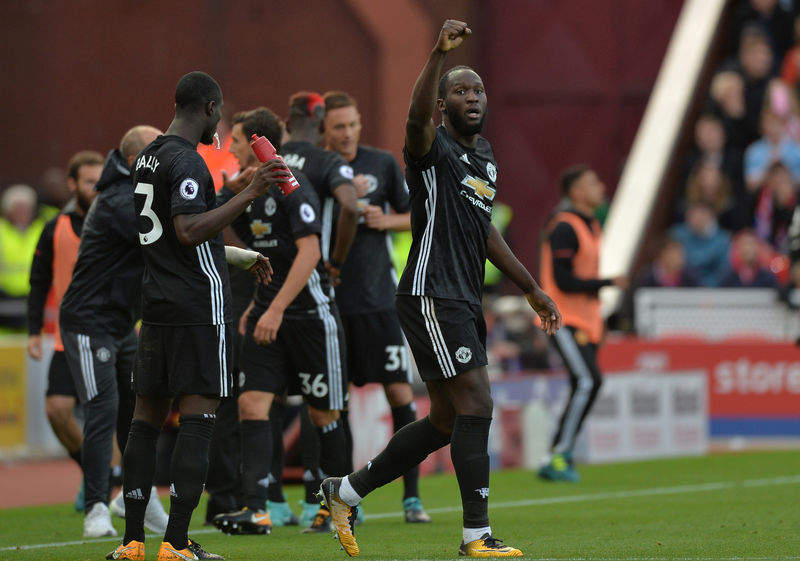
[250,134,300,195]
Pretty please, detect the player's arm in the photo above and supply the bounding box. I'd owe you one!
[550,222,625,292]
[327,182,359,278]
[27,219,56,359]
[406,19,471,158]
[224,246,272,285]
[173,160,290,247]
[253,234,321,345]
[486,223,561,335]
[362,206,411,231]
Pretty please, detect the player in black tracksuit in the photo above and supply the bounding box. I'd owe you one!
[60,131,166,537]
[316,20,561,559]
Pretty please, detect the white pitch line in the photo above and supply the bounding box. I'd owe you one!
[1,474,798,552]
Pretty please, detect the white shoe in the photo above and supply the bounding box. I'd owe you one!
[110,486,168,534]
[143,486,169,534]
[83,502,118,538]
[110,490,125,518]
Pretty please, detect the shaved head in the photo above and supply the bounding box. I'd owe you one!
[120,125,162,163]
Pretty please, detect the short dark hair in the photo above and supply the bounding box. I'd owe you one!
[323,90,358,113]
[560,164,590,196]
[232,107,283,150]
[175,71,222,112]
[67,150,104,180]
[287,91,325,127]
[438,65,477,99]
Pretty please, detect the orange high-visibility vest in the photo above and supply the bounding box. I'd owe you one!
[51,214,80,351]
[540,211,603,343]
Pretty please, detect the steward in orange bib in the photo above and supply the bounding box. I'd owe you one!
[537,165,627,483]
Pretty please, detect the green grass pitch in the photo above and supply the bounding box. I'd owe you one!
[0,450,798,560]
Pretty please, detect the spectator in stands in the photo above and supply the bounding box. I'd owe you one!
[731,0,795,66]
[681,159,747,231]
[637,237,699,288]
[670,200,731,287]
[753,161,797,253]
[682,113,744,198]
[744,105,800,191]
[720,229,779,287]
[709,71,749,150]
[0,184,46,332]
[721,25,775,147]
[765,78,800,141]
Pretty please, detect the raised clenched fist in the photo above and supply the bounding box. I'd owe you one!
[436,19,471,53]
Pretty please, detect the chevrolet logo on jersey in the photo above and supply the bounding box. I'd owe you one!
[250,220,272,238]
[461,175,496,201]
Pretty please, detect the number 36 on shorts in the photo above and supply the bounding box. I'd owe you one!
[298,372,329,397]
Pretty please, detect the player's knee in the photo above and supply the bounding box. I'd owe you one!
[238,391,272,420]
[45,398,73,426]
[307,407,339,427]
[384,382,413,407]
[459,392,493,418]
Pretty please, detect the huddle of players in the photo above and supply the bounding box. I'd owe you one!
[209,89,429,537]
[103,17,562,561]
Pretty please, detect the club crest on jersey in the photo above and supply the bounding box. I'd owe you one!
[486,162,497,182]
[239,371,246,388]
[264,197,277,216]
[250,220,272,237]
[179,179,199,200]
[339,165,355,180]
[455,346,472,364]
[461,175,496,200]
[363,174,378,194]
[300,203,316,224]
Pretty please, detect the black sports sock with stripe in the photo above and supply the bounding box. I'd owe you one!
[122,420,159,544]
[267,400,286,503]
[163,414,215,550]
[317,419,347,477]
[240,419,272,511]
[450,415,491,529]
[391,403,421,499]
[349,415,450,498]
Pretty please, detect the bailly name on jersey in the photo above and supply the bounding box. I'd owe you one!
[135,155,160,173]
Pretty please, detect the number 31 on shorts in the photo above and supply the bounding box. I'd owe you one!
[384,345,408,371]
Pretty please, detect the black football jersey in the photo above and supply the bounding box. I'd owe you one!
[231,169,331,318]
[132,135,232,326]
[328,145,409,315]
[280,140,354,261]
[397,126,498,306]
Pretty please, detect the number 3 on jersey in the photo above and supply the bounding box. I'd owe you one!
[135,182,163,245]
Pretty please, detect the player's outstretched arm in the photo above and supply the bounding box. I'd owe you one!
[174,159,290,247]
[486,224,562,335]
[406,19,471,158]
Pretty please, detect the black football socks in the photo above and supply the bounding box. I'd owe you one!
[450,415,491,529]
[349,415,450,498]
[240,419,272,511]
[391,403,421,500]
[122,420,160,544]
[163,414,215,550]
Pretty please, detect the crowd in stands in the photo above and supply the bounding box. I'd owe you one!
[652,0,800,292]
